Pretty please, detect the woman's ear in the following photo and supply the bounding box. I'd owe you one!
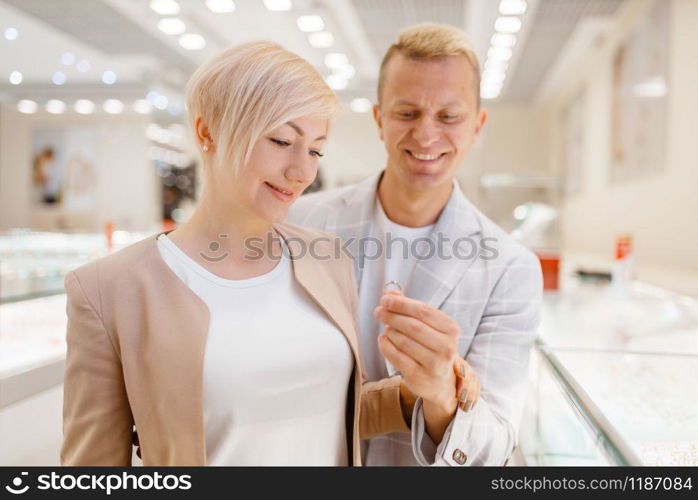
[195,116,214,151]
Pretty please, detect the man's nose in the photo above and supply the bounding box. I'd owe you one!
[411,117,440,147]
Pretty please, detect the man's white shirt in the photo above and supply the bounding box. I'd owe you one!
[288,172,543,466]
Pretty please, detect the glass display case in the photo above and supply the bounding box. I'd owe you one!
[520,346,633,465]
[0,229,153,303]
[0,229,154,406]
[520,261,698,465]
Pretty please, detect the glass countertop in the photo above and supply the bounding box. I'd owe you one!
[547,348,698,466]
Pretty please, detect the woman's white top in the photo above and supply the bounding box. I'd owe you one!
[156,233,354,465]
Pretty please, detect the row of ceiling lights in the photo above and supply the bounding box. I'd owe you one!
[262,1,357,90]
[6,1,372,115]
[150,0,356,92]
[150,0,207,50]
[481,0,528,100]
[16,98,158,115]
[4,26,119,88]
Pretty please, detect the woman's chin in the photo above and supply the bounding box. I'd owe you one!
[254,205,289,224]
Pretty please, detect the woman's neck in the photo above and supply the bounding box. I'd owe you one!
[166,191,283,278]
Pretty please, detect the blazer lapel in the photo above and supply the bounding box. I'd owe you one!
[272,224,360,361]
[325,173,383,291]
[137,232,210,465]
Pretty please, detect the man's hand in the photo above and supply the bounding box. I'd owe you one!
[455,358,480,412]
[375,290,480,443]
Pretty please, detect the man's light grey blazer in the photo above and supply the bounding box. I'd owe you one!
[288,172,543,466]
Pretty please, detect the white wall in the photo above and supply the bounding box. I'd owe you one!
[463,103,550,225]
[541,0,698,296]
[0,108,160,232]
[318,108,386,189]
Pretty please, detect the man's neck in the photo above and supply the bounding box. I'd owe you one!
[377,168,453,227]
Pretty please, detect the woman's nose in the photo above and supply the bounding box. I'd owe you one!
[285,150,316,185]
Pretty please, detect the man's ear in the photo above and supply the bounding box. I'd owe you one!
[473,107,488,141]
[372,104,385,142]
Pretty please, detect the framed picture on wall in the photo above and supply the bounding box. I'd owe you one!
[31,128,96,211]
[610,0,670,183]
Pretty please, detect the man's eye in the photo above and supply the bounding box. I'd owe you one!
[442,114,458,121]
[397,112,415,118]
[270,138,290,147]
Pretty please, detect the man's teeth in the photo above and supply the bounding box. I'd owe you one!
[410,151,441,161]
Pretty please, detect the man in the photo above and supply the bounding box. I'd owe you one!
[288,23,542,466]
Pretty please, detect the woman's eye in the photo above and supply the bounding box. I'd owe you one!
[270,138,290,147]
[310,150,324,158]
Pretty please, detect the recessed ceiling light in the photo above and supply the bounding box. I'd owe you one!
[76,59,90,72]
[498,0,527,16]
[9,71,22,85]
[102,70,117,85]
[481,84,502,100]
[335,64,355,79]
[61,52,76,65]
[150,0,180,15]
[4,27,18,40]
[46,99,67,114]
[17,100,38,114]
[634,76,668,98]
[491,33,517,48]
[263,0,292,11]
[179,33,206,50]
[350,98,372,113]
[52,71,67,85]
[158,18,186,35]
[154,95,169,110]
[74,99,95,114]
[494,16,522,34]
[308,31,334,48]
[488,46,513,61]
[325,74,347,90]
[485,58,509,72]
[297,15,324,33]
[133,99,153,114]
[482,68,506,84]
[324,53,348,69]
[146,90,160,103]
[103,99,124,114]
[206,0,236,13]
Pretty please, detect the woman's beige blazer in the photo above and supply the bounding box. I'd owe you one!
[60,222,409,466]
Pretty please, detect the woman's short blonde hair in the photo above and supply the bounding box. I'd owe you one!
[186,41,339,173]
[378,23,481,108]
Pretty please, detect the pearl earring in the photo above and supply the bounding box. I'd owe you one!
[202,144,209,152]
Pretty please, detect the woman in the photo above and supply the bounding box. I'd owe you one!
[60,41,414,466]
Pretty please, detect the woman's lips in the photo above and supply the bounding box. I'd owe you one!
[264,181,294,202]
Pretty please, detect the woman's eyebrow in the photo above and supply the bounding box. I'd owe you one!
[286,121,326,141]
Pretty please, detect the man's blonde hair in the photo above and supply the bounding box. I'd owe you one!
[186,41,339,173]
[378,23,481,108]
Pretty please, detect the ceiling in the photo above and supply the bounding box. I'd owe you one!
[0,0,629,109]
